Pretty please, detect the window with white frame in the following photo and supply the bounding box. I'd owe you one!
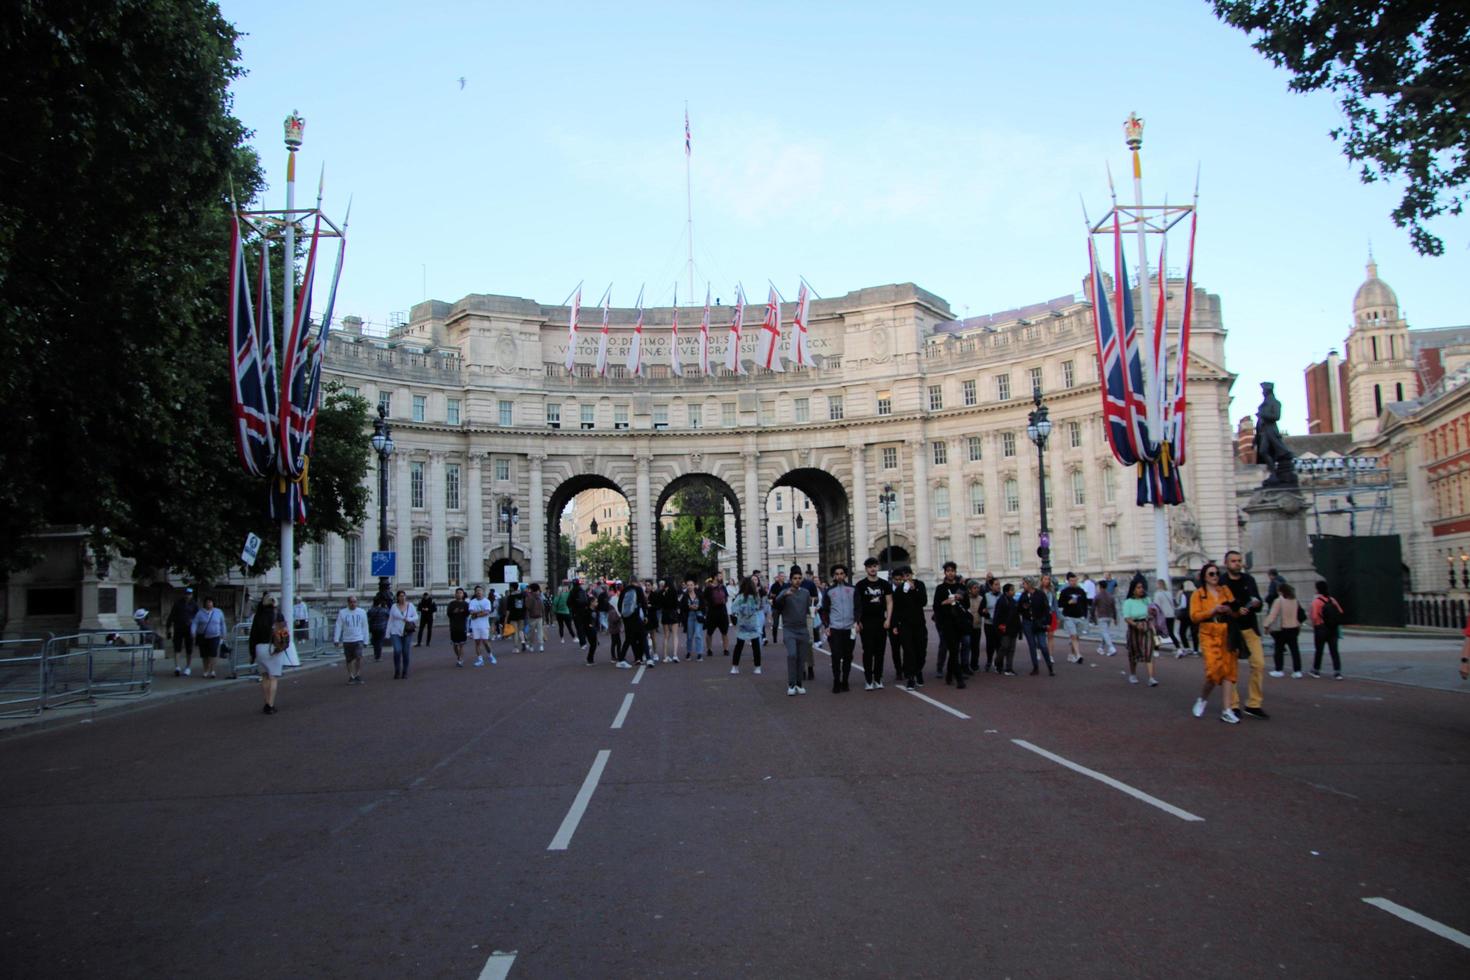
[967,436,983,461]
[933,441,947,466]
[1004,478,1020,513]
[653,405,668,428]
[876,393,892,416]
[970,534,986,569]
[445,463,461,509]
[996,374,1011,401]
[344,536,360,590]
[1005,532,1021,568]
[1071,469,1086,506]
[447,398,461,425]
[721,402,736,427]
[412,395,427,422]
[1103,466,1116,503]
[447,537,462,586]
[494,458,510,482]
[775,525,785,547]
[882,446,898,470]
[1072,527,1089,563]
[794,397,810,422]
[962,379,977,406]
[410,461,425,508]
[688,404,702,428]
[1028,366,1043,395]
[498,400,514,427]
[933,485,950,519]
[312,542,325,584]
[343,385,359,398]
[1062,360,1076,389]
[928,385,943,411]
[1002,432,1017,457]
[759,402,774,425]
[1069,420,1082,448]
[546,403,561,427]
[580,404,594,429]
[615,404,630,429]
[936,538,952,565]
[775,495,784,512]
[969,482,985,516]
[378,391,392,416]
[828,395,844,420]
[412,536,428,588]
[1105,523,1119,561]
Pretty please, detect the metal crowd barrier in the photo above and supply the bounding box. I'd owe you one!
[226,623,259,680]
[40,632,157,708]
[0,636,49,718]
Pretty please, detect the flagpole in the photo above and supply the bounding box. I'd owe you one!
[1125,113,1169,590]
[281,111,302,660]
[684,103,694,304]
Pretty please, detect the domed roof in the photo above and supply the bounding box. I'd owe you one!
[1353,257,1399,318]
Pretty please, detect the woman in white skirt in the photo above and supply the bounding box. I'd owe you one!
[248,596,284,714]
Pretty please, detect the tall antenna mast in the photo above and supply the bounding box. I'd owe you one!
[685,102,695,302]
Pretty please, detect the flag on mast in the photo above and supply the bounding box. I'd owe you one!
[685,107,691,157]
[255,238,277,460]
[595,287,611,377]
[278,215,321,481]
[564,284,582,372]
[788,281,812,367]
[626,285,646,376]
[756,285,783,372]
[698,286,711,375]
[723,284,746,374]
[669,285,683,377]
[228,214,272,477]
[1169,206,1198,465]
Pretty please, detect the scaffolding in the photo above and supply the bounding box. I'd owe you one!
[1293,456,1394,537]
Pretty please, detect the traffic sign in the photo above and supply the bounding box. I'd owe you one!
[371,551,397,578]
[241,532,262,567]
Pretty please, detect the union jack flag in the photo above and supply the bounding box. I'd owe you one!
[1087,234,1141,467]
[685,107,691,157]
[228,215,275,477]
[278,216,320,481]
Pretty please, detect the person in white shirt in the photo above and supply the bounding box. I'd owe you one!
[334,595,370,684]
[189,596,226,679]
[386,589,420,679]
[293,597,310,646]
[467,585,496,667]
[1153,579,1178,649]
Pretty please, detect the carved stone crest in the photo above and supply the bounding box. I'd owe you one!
[689,452,704,471]
[494,330,518,373]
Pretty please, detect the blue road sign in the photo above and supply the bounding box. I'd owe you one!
[371,551,397,578]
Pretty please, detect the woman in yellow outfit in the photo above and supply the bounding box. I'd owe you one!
[1189,562,1240,724]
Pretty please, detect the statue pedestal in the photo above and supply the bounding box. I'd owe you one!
[1242,489,1316,587]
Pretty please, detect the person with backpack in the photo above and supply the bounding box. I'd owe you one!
[1309,580,1345,679]
[1263,582,1305,678]
[618,580,651,667]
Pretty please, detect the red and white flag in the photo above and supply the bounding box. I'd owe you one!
[698,286,711,374]
[563,284,582,373]
[626,284,646,376]
[684,106,691,158]
[756,285,784,372]
[723,284,746,374]
[669,285,683,377]
[594,286,611,377]
[788,281,812,368]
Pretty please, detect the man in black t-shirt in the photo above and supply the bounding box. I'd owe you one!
[890,566,929,690]
[1057,572,1090,665]
[1223,550,1269,719]
[504,582,528,651]
[855,557,893,689]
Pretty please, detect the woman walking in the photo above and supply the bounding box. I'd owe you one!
[1018,577,1055,676]
[678,577,705,661]
[191,595,226,679]
[606,590,628,668]
[1263,583,1304,678]
[1153,578,1179,651]
[446,588,471,667]
[249,595,283,715]
[1122,579,1158,687]
[553,583,574,644]
[1175,582,1198,657]
[387,589,419,679]
[1190,562,1240,723]
[367,596,390,662]
[656,579,681,663]
[728,577,765,675]
[1308,580,1345,679]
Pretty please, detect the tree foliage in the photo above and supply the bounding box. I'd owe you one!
[1211,1,1469,255]
[578,532,631,583]
[0,1,370,582]
[658,488,720,583]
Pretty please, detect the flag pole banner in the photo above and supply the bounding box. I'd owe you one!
[626,284,646,377]
[756,285,783,372]
[723,284,746,374]
[669,284,683,377]
[789,281,811,368]
[564,285,582,372]
[595,286,612,377]
[698,286,711,375]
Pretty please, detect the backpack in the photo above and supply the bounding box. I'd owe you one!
[1320,595,1343,628]
[619,588,640,621]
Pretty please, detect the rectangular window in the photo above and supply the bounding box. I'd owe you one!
[1004,478,1020,513]
[936,538,952,565]
[447,398,461,425]
[412,395,427,422]
[828,395,844,420]
[580,404,595,429]
[1072,470,1086,507]
[1103,467,1116,503]
[962,379,977,406]
[1105,524,1119,562]
[1028,366,1043,395]
[615,404,630,430]
[1005,532,1021,568]
[343,385,359,399]
[312,543,326,584]
[722,402,737,427]
[378,391,392,416]
[498,400,514,427]
[776,494,784,512]
[688,404,702,429]
[1002,432,1017,458]
[410,461,425,509]
[447,537,462,586]
[776,525,786,548]
[933,485,950,520]
[882,446,898,470]
[928,385,943,411]
[1069,421,1082,448]
[967,436,983,462]
[794,397,810,423]
[933,441,947,466]
[969,482,985,516]
[759,402,774,425]
[1072,527,1089,563]
[445,463,461,509]
[412,537,428,588]
[996,374,1011,401]
[546,403,561,428]
[653,405,669,429]
[494,458,510,482]
[344,536,360,590]
[970,534,987,570]
[877,395,892,416]
[1062,360,1076,389]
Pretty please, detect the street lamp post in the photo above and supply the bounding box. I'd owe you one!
[370,405,395,602]
[501,496,520,582]
[1026,387,1054,579]
[879,484,897,573]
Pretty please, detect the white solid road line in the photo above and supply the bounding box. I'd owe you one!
[632,664,646,685]
[904,688,972,720]
[477,951,518,979]
[547,749,612,851]
[1011,738,1205,823]
[611,692,634,729]
[1363,897,1470,949]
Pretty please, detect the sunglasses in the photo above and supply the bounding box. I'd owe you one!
[1204,571,1219,577]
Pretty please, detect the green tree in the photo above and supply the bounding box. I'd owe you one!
[0,1,369,580]
[1211,1,1469,255]
[551,532,576,585]
[578,532,631,583]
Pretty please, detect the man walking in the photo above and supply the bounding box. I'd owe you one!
[1092,580,1120,656]
[525,584,546,652]
[166,588,199,677]
[503,582,528,651]
[891,565,929,690]
[619,578,651,667]
[773,566,813,696]
[703,573,731,656]
[855,557,893,690]
[933,561,969,689]
[415,591,437,647]
[982,576,1003,671]
[820,563,857,692]
[1223,550,1269,718]
[1058,571,1089,665]
[334,595,369,684]
[468,585,496,667]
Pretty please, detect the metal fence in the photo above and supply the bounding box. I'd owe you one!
[1404,595,1468,630]
[0,636,49,718]
[224,612,333,679]
[0,631,156,716]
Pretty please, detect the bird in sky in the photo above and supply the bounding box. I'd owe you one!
[457,76,466,90]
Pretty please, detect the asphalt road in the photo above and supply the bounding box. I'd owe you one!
[3,627,1468,979]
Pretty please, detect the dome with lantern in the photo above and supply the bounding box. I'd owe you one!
[1353,255,1400,325]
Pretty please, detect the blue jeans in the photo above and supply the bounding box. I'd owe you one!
[686,615,705,656]
[392,633,412,675]
[1022,621,1053,671]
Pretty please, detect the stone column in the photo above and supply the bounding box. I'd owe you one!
[466,455,484,587]
[429,451,447,588]
[911,438,932,577]
[529,452,546,584]
[633,452,654,580]
[850,443,870,562]
[395,453,412,587]
[743,449,763,578]
[949,437,968,567]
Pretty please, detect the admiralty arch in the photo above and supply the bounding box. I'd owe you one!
[298,279,1239,597]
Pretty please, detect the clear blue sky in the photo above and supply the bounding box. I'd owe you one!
[221,0,1464,432]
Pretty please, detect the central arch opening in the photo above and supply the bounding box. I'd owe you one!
[654,473,744,585]
[769,468,852,580]
[547,474,633,584]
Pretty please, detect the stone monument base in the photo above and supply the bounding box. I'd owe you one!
[1242,488,1316,589]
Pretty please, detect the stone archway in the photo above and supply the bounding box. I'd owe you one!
[771,468,852,577]
[654,473,744,583]
[546,473,632,585]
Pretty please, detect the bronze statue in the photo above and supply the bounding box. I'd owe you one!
[1252,382,1297,486]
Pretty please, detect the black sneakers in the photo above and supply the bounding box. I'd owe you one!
[1240,706,1271,720]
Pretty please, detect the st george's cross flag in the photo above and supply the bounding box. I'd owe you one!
[698,286,711,374]
[626,285,646,376]
[788,281,812,368]
[563,284,582,372]
[595,287,612,377]
[756,285,784,372]
[669,286,683,377]
[723,284,746,374]
[228,214,273,477]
